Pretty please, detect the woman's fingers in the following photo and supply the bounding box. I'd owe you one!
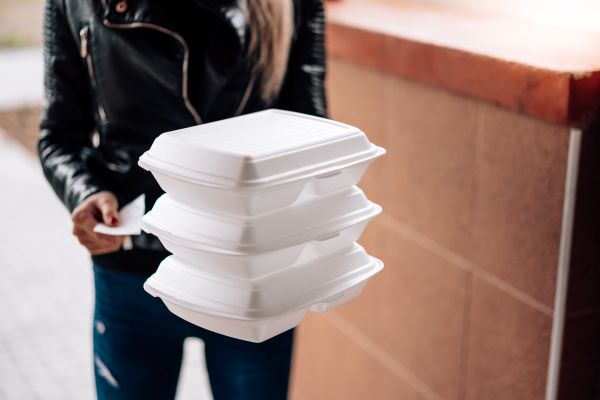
[90,237,125,255]
[71,192,123,255]
[76,229,122,245]
[86,236,123,255]
[74,227,124,247]
[96,195,120,226]
[77,233,124,254]
[96,233,124,242]
[72,211,96,235]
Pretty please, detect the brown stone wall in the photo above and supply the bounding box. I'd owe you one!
[290,58,573,400]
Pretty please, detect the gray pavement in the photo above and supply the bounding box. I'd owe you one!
[0,48,43,110]
[0,131,212,399]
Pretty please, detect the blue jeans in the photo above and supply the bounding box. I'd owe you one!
[93,265,295,400]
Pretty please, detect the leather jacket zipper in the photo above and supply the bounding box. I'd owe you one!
[102,19,204,124]
[79,25,108,122]
[102,17,254,122]
[191,2,254,117]
[233,72,255,117]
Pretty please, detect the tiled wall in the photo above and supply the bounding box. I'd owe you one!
[290,58,574,399]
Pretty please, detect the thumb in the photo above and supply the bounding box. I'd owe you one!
[96,196,120,226]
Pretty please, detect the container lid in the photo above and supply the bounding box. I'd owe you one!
[141,186,381,254]
[138,109,385,189]
[144,244,383,319]
[142,186,381,254]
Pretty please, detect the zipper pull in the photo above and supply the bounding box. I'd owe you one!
[79,26,89,58]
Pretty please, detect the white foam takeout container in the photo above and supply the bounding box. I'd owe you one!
[141,186,382,278]
[138,109,385,216]
[143,244,383,342]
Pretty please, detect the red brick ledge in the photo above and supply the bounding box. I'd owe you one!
[326,1,600,126]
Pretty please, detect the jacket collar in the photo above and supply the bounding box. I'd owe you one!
[101,0,247,47]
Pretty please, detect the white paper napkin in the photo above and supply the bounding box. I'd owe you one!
[93,194,145,236]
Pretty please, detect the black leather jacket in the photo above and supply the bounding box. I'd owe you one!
[38,0,327,263]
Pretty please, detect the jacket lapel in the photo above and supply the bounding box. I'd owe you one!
[101,0,246,48]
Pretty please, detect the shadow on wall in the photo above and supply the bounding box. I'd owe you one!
[558,117,600,399]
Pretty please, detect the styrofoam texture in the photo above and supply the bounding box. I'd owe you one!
[161,301,307,343]
[159,280,368,343]
[154,214,372,280]
[141,186,381,254]
[145,244,373,313]
[144,160,374,215]
[145,259,381,343]
[138,109,385,215]
[140,109,378,185]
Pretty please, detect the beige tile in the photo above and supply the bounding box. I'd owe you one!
[382,75,479,256]
[339,217,467,400]
[328,58,389,205]
[328,59,387,144]
[471,104,570,308]
[357,215,387,261]
[290,313,426,400]
[464,275,552,400]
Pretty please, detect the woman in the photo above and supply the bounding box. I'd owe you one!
[38,0,327,398]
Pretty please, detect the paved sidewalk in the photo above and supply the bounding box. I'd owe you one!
[0,48,43,109]
[0,131,212,399]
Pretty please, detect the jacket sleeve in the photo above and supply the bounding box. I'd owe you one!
[39,0,109,212]
[275,0,328,118]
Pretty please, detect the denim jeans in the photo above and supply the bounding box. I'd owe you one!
[92,265,295,400]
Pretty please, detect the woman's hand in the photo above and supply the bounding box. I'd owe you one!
[71,191,125,255]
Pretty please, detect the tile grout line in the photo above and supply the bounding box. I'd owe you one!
[545,128,581,400]
[378,215,554,317]
[457,271,473,400]
[323,311,445,400]
[455,102,480,400]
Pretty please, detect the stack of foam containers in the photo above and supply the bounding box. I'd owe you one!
[138,109,385,342]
